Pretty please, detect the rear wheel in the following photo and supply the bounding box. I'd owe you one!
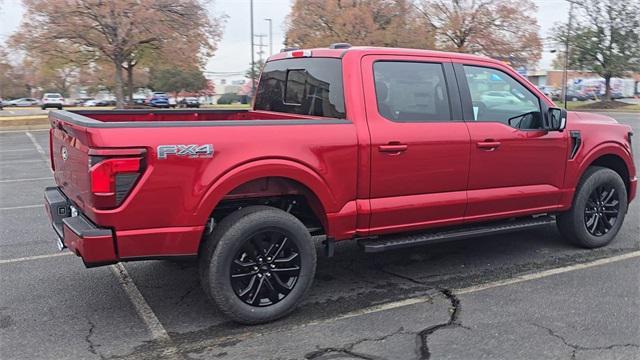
[199,206,316,324]
[557,166,628,248]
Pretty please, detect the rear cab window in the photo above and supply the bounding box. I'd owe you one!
[254,58,345,119]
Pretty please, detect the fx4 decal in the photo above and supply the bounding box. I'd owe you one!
[157,144,214,159]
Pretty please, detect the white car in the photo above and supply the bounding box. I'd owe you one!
[7,98,40,107]
[83,99,99,107]
[41,93,64,110]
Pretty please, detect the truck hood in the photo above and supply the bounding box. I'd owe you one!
[568,111,619,125]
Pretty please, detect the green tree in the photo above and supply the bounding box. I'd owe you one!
[149,67,208,98]
[552,0,640,101]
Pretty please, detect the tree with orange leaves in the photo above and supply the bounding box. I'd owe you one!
[415,0,542,67]
[12,0,223,108]
[285,0,435,49]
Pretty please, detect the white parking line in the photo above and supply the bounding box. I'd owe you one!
[25,131,47,157]
[0,128,48,134]
[0,159,44,165]
[0,204,43,211]
[0,252,72,264]
[110,264,174,344]
[322,250,640,323]
[1,148,38,152]
[454,250,640,295]
[0,177,53,183]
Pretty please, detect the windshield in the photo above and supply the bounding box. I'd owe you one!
[254,58,345,119]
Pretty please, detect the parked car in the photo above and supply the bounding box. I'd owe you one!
[83,99,99,107]
[132,97,146,105]
[148,95,170,108]
[41,93,64,110]
[0,97,3,110]
[45,45,636,325]
[6,98,40,107]
[480,91,523,106]
[179,97,200,108]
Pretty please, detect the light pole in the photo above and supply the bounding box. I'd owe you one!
[265,18,273,57]
[562,1,575,109]
[250,0,255,96]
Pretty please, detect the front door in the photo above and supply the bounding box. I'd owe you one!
[454,62,569,221]
[362,55,471,234]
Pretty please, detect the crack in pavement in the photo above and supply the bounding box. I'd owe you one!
[304,327,406,360]
[532,323,639,360]
[85,318,106,360]
[417,288,465,360]
[379,268,468,360]
[175,284,198,306]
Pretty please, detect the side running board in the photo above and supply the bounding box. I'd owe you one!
[360,216,556,253]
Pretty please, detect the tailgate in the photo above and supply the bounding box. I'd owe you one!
[50,123,92,210]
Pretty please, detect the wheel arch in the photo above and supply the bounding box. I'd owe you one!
[576,143,634,200]
[194,159,337,231]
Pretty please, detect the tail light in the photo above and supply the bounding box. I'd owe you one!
[89,149,146,209]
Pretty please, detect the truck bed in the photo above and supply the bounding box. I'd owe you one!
[55,109,333,127]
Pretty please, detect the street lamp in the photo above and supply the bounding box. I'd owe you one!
[265,18,273,57]
[562,1,575,109]
[250,0,255,96]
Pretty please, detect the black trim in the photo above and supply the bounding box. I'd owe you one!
[50,110,351,128]
[44,187,68,240]
[443,62,463,121]
[360,215,555,252]
[570,130,582,159]
[63,215,112,238]
[452,63,474,121]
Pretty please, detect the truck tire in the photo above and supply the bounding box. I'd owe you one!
[199,206,316,324]
[557,166,628,248]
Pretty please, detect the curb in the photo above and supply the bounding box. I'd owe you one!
[0,116,49,130]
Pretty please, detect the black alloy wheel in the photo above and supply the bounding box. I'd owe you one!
[584,184,619,236]
[230,229,301,307]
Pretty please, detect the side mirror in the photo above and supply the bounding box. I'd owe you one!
[545,107,567,131]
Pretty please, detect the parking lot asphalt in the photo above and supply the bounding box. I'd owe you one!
[0,112,638,360]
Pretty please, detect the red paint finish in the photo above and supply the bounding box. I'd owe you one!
[45,46,636,267]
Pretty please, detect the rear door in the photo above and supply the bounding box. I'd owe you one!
[362,55,470,234]
[453,62,568,221]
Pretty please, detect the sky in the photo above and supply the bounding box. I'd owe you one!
[0,0,571,76]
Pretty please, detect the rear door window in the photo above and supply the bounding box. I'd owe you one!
[373,61,451,122]
[254,58,345,119]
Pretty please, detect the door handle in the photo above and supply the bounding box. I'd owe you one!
[477,140,501,150]
[378,144,408,153]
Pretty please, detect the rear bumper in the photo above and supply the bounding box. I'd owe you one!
[44,187,118,267]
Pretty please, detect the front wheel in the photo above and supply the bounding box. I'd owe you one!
[199,206,316,324]
[557,166,628,248]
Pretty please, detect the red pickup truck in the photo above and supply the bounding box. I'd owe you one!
[44,45,636,324]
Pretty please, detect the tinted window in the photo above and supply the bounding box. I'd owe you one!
[373,61,451,122]
[463,65,541,128]
[254,58,345,119]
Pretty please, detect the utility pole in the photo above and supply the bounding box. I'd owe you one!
[562,0,574,109]
[250,0,255,96]
[265,18,273,56]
